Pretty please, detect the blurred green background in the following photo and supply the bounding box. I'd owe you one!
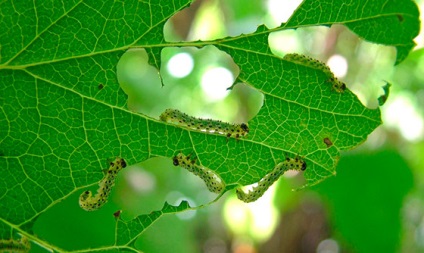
[32,0,424,252]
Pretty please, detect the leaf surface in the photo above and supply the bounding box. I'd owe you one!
[0,0,419,251]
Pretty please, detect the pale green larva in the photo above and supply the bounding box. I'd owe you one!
[79,157,127,211]
[236,157,306,203]
[172,153,225,194]
[0,236,30,253]
[284,53,346,93]
[160,109,249,139]
[284,53,332,76]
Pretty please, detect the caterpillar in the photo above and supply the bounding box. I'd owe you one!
[79,157,127,211]
[284,53,346,93]
[160,109,249,139]
[327,76,346,93]
[284,53,333,76]
[172,152,225,193]
[0,236,30,253]
[236,157,306,203]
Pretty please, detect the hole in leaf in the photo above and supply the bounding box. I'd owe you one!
[117,46,263,124]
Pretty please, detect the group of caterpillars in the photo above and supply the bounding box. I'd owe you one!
[80,52,331,210]
[283,53,346,93]
[79,155,306,206]
[172,152,306,203]
[79,107,249,211]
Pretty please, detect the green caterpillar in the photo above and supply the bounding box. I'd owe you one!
[0,236,30,253]
[284,53,346,93]
[173,153,225,193]
[236,157,306,203]
[79,157,127,211]
[160,109,249,139]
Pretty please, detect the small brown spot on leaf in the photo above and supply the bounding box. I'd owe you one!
[324,137,333,148]
[113,210,122,218]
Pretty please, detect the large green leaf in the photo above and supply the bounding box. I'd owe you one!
[316,150,413,252]
[0,0,420,251]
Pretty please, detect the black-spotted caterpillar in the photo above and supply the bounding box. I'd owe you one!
[0,236,30,253]
[283,53,346,93]
[79,157,127,211]
[236,157,306,203]
[160,109,249,139]
[172,153,225,193]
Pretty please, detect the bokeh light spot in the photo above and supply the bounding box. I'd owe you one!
[327,54,348,78]
[167,52,194,78]
[201,67,234,101]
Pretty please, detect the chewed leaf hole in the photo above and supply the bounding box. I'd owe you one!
[117,47,263,124]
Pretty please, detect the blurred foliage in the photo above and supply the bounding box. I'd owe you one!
[316,150,413,253]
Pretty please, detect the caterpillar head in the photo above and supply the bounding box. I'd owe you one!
[241,123,249,133]
[172,156,180,166]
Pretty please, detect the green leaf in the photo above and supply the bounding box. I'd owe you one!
[316,150,413,252]
[285,0,420,64]
[116,201,192,245]
[0,0,420,251]
[378,82,392,106]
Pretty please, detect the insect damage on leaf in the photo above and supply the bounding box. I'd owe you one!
[283,53,346,93]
